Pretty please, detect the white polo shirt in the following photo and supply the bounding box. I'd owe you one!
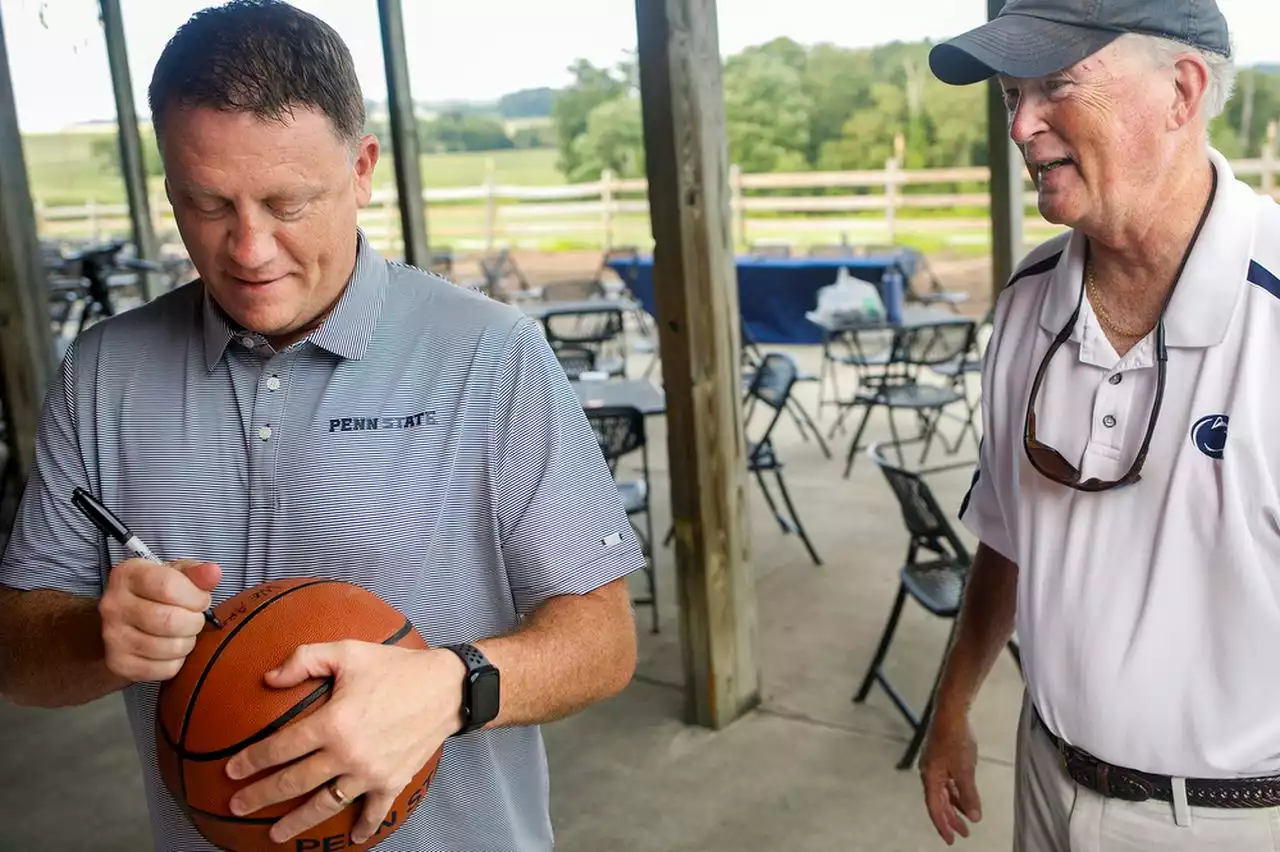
[962,148,1280,779]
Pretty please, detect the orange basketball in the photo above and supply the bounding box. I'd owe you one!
[156,578,443,851]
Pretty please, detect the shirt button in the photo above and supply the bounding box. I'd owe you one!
[1109,374,1123,386]
[266,376,281,391]
[258,425,272,441]
[241,335,256,348]
[1103,415,1117,429]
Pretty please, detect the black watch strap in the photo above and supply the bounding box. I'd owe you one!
[444,642,500,735]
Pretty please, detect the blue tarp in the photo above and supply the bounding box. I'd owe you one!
[605,254,909,345]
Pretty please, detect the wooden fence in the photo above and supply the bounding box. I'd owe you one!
[32,137,1280,256]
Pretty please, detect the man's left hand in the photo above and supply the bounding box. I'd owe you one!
[225,640,465,845]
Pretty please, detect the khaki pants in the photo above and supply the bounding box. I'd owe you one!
[1014,694,1280,851]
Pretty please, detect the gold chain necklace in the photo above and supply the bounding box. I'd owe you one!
[1087,264,1154,338]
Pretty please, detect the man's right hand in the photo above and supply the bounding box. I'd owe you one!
[99,558,221,683]
[920,710,983,845]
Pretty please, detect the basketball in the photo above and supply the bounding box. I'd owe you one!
[155,578,443,851]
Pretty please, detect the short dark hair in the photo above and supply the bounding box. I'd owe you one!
[148,0,365,143]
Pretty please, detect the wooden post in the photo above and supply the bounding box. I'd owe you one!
[601,168,616,250]
[730,163,745,250]
[483,158,497,252]
[635,0,759,729]
[0,5,55,481]
[884,156,900,244]
[987,0,1024,296]
[1263,121,1277,199]
[100,0,162,299]
[377,0,430,265]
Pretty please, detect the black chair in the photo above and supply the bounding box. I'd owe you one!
[837,318,979,478]
[739,321,830,459]
[744,353,822,565]
[855,444,1021,769]
[585,405,658,633]
[555,346,597,380]
[927,302,995,454]
[545,309,627,377]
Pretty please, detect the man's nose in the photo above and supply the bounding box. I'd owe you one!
[226,209,278,272]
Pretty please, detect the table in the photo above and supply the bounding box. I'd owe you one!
[572,379,666,416]
[806,305,960,336]
[605,254,911,345]
[519,297,638,321]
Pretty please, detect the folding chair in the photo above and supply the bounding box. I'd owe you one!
[585,406,658,633]
[837,318,979,478]
[899,248,970,313]
[744,354,822,565]
[855,443,1022,769]
[927,301,995,453]
[740,321,830,459]
[554,346,596,380]
[545,309,627,377]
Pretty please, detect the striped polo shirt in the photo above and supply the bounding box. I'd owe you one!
[0,231,644,850]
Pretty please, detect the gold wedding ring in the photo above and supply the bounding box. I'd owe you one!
[327,780,353,808]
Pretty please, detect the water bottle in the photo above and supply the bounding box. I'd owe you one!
[881,265,904,324]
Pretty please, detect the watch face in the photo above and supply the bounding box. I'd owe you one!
[469,667,501,726]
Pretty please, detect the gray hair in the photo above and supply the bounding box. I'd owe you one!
[1121,33,1237,120]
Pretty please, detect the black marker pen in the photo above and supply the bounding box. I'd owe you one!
[71,488,221,629]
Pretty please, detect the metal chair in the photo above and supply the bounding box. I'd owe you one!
[855,443,1022,769]
[585,405,658,633]
[837,318,979,478]
[545,309,627,377]
[744,353,822,565]
[740,321,830,459]
[554,346,597,380]
[927,302,996,454]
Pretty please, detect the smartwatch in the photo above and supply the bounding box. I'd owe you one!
[444,642,500,735]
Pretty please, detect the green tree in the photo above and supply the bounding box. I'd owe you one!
[723,51,811,172]
[802,44,875,165]
[498,87,557,118]
[818,82,906,170]
[551,60,630,178]
[568,96,645,182]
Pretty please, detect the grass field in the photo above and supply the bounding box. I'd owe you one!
[21,130,1059,256]
[20,131,563,206]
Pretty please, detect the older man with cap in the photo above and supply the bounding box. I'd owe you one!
[918,1,1280,850]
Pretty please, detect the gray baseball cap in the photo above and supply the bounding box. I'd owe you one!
[929,0,1232,86]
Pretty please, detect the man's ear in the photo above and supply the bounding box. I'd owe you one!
[352,134,380,208]
[1169,53,1210,131]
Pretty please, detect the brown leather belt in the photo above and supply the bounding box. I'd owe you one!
[1032,707,1280,808]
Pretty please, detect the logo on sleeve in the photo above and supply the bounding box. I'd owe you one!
[1190,414,1228,460]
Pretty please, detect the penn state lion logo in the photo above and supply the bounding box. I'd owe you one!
[1190,415,1228,460]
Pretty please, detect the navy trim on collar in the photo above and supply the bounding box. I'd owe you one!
[1008,252,1063,289]
[1248,261,1280,301]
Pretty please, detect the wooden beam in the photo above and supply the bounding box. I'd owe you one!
[99,0,161,300]
[987,0,1024,296]
[376,0,430,266]
[634,0,759,729]
[0,5,55,481]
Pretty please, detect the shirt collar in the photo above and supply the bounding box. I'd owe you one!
[202,230,388,371]
[1038,148,1256,349]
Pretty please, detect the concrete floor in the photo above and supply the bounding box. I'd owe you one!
[0,339,1026,851]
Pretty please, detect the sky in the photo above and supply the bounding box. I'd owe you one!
[2,0,1278,132]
